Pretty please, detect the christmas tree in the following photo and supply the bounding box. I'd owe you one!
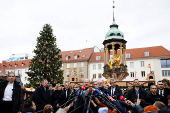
[25,24,63,88]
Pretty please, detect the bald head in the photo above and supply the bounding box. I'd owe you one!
[84,79,90,88]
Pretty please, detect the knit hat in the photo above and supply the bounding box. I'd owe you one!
[144,105,158,113]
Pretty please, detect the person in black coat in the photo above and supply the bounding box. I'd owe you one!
[59,82,72,107]
[34,79,50,113]
[157,80,170,105]
[50,83,63,112]
[107,78,122,99]
[97,80,108,94]
[127,79,147,103]
[146,85,164,105]
[0,72,23,113]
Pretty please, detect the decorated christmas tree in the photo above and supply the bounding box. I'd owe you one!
[25,24,63,88]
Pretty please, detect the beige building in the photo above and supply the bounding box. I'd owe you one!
[60,46,100,83]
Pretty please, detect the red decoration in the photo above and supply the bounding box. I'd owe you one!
[21,87,26,90]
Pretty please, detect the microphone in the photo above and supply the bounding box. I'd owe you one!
[74,86,86,101]
[93,87,108,97]
[119,96,127,101]
[83,87,93,99]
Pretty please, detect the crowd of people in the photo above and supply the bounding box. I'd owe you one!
[0,72,170,113]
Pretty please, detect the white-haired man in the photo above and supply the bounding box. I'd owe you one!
[107,78,122,99]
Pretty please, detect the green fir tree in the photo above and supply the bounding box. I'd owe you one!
[25,24,63,88]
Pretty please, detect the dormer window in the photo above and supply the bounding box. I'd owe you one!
[74,55,78,59]
[144,51,149,57]
[126,53,131,58]
[96,56,101,60]
[117,33,121,36]
[110,33,115,36]
[66,55,69,60]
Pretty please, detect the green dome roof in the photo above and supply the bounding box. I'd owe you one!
[105,21,124,40]
[105,9,124,40]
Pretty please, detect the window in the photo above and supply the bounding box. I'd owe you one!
[126,53,131,58]
[98,73,102,78]
[110,33,115,36]
[161,59,170,68]
[66,56,69,60]
[67,63,70,68]
[96,56,101,60]
[25,77,27,81]
[162,70,170,76]
[74,63,77,68]
[144,51,149,56]
[141,71,145,77]
[72,78,75,81]
[117,33,121,36]
[66,72,69,77]
[98,64,101,70]
[93,74,96,78]
[81,62,84,67]
[151,71,154,74]
[130,62,134,68]
[71,51,73,54]
[141,61,144,67]
[79,50,82,53]
[80,71,84,78]
[130,72,134,77]
[18,70,21,76]
[74,55,78,59]
[83,55,86,58]
[93,65,96,70]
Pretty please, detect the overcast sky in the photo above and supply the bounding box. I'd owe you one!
[0,0,170,62]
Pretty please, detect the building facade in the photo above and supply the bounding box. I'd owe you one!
[1,46,170,85]
[89,52,105,82]
[61,47,100,83]
[89,46,170,84]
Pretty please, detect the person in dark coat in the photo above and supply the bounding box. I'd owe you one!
[59,82,72,107]
[50,83,63,112]
[34,79,50,113]
[159,96,170,113]
[107,78,122,99]
[145,85,164,105]
[48,84,53,97]
[97,80,108,94]
[0,72,23,113]
[146,81,154,95]
[127,79,147,103]
[157,80,170,105]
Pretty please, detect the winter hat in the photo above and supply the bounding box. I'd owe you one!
[144,105,158,113]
